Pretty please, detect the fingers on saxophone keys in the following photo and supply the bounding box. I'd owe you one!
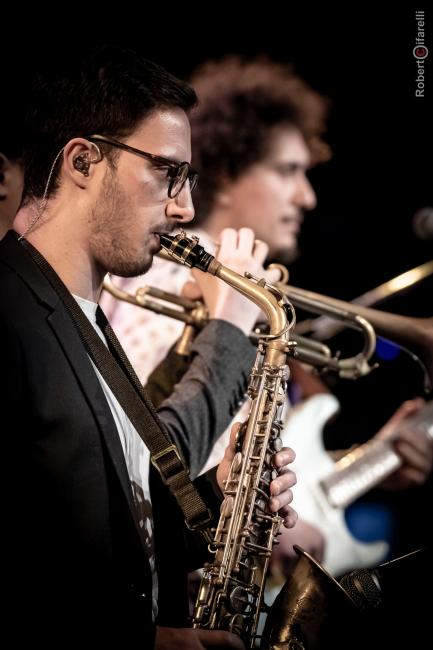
[270,468,297,496]
[269,479,296,516]
[282,507,298,529]
[272,446,296,469]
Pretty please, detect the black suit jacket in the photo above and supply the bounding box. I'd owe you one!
[0,232,255,647]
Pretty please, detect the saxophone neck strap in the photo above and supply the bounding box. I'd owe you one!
[20,236,214,539]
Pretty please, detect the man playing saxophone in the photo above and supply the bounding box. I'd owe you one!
[1,45,299,649]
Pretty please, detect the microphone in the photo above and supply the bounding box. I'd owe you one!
[412,206,433,240]
[339,547,428,611]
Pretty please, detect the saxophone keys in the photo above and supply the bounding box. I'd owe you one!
[229,586,255,614]
[231,451,243,473]
[221,495,235,518]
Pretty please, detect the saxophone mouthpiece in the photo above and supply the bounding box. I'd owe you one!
[159,231,215,272]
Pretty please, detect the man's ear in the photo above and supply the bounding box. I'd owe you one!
[72,146,102,177]
[214,174,234,208]
[63,139,103,185]
[215,191,232,208]
[213,173,234,209]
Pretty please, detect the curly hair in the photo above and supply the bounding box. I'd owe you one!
[189,56,330,222]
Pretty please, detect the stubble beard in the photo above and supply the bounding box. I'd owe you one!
[270,243,300,268]
[89,170,155,278]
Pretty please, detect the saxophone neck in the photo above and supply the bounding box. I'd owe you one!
[160,231,293,364]
[216,265,289,337]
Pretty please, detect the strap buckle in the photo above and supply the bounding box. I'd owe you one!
[185,514,215,544]
[150,444,184,483]
[151,444,214,544]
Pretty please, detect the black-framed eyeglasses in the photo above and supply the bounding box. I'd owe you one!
[86,134,198,198]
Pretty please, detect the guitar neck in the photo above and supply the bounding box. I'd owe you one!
[319,400,433,509]
[319,440,401,508]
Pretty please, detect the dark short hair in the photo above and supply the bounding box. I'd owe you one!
[189,56,330,221]
[22,45,197,201]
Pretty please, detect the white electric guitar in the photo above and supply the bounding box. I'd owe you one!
[283,394,433,576]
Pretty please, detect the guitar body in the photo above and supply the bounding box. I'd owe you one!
[282,393,389,576]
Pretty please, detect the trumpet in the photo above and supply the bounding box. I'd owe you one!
[103,261,376,379]
[296,260,433,339]
[102,239,431,384]
[275,281,433,390]
[102,273,208,356]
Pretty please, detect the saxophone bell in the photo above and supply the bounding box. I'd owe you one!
[261,546,360,650]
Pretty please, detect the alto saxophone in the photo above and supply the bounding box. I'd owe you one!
[160,231,297,648]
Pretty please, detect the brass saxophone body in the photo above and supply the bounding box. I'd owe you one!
[160,232,296,647]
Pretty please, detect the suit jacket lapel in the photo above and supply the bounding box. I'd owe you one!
[48,308,143,532]
[0,232,145,548]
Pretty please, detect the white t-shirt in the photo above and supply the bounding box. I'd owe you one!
[74,294,158,619]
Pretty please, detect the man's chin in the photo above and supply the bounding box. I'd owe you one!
[269,245,299,267]
[108,254,154,278]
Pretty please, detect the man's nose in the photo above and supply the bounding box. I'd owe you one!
[295,175,317,211]
[165,183,195,223]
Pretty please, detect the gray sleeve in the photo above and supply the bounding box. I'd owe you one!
[156,319,256,478]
